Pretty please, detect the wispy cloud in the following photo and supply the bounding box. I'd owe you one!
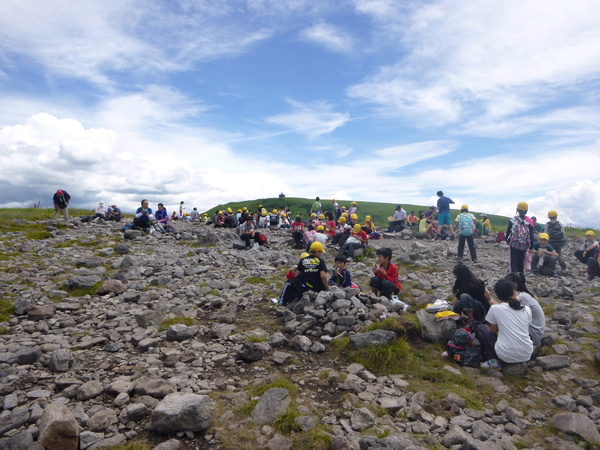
[265,99,350,138]
[299,23,354,53]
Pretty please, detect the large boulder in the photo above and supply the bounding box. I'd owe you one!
[416,309,456,343]
[349,330,397,349]
[38,404,80,450]
[251,388,291,425]
[150,393,215,433]
[549,412,600,445]
[66,274,101,290]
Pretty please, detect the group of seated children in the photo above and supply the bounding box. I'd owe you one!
[87,201,122,222]
[449,264,545,373]
[279,243,400,306]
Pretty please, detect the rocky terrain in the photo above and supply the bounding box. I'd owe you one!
[0,217,599,450]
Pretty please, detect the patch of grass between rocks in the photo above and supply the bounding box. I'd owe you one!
[157,317,197,332]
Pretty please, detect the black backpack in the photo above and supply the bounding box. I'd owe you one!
[447,327,482,367]
[546,222,565,242]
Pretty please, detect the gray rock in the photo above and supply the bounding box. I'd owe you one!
[0,431,34,450]
[165,324,198,342]
[134,377,177,398]
[471,420,493,441]
[49,349,74,372]
[67,274,101,289]
[536,355,571,370]
[251,388,291,425]
[119,403,148,423]
[96,279,127,295]
[350,407,375,431]
[77,380,104,401]
[79,431,105,450]
[151,393,215,433]
[114,243,130,254]
[295,415,317,431]
[237,341,271,362]
[272,351,293,365]
[38,404,80,450]
[75,257,104,268]
[291,335,312,352]
[152,438,182,450]
[442,425,468,447]
[549,412,600,444]
[124,230,142,240]
[9,346,41,365]
[13,298,31,316]
[349,329,397,349]
[417,309,456,342]
[87,409,118,432]
[265,434,293,450]
[26,304,54,320]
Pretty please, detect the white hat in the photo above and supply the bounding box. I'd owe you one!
[99,201,105,206]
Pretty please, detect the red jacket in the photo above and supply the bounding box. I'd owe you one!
[375,263,402,290]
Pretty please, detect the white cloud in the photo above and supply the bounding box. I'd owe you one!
[265,100,350,138]
[348,0,600,133]
[299,23,354,53]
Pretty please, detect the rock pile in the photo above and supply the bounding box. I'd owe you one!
[0,217,598,449]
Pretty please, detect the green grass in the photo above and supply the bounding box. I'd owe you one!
[0,299,15,323]
[365,315,421,338]
[291,427,331,450]
[157,316,197,332]
[245,276,267,285]
[274,404,302,434]
[246,336,267,343]
[67,281,104,297]
[250,376,298,397]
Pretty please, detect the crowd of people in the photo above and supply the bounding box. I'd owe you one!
[53,189,599,375]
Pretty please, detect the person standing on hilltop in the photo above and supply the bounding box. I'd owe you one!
[436,190,456,239]
[179,201,185,219]
[52,189,71,226]
[506,201,535,274]
[310,197,322,216]
[331,199,341,222]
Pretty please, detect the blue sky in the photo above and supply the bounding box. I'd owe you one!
[1,0,599,226]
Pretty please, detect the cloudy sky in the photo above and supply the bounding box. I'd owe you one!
[1,0,599,226]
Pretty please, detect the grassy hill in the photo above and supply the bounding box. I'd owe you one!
[204,197,512,231]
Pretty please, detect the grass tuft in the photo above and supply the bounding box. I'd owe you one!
[158,316,197,332]
[245,276,267,285]
[67,281,104,297]
[0,299,15,322]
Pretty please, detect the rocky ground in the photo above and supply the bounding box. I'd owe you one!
[0,217,599,450]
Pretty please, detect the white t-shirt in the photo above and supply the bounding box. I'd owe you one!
[517,292,545,347]
[314,233,328,246]
[485,303,533,363]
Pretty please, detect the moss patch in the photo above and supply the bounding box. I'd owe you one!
[158,316,197,332]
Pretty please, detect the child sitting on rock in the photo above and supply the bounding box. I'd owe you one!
[362,215,375,234]
[328,255,357,288]
[338,224,368,259]
[369,247,402,300]
[291,216,305,249]
[531,233,559,276]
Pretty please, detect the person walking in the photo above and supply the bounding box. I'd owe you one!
[52,189,71,226]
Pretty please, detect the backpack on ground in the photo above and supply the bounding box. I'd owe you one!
[447,327,482,367]
[509,218,530,251]
[496,231,506,243]
[257,233,268,245]
[80,215,91,223]
[440,227,451,240]
[458,214,474,236]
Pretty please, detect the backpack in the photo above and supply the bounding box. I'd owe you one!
[546,221,565,242]
[447,327,482,367]
[80,215,91,223]
[279,276,301,306]
[509,218,530,251]
[257,234,268,245]
[440,227,451,240]
[270,215,279,226]
[458,214,474,236]
[496,231,506,243]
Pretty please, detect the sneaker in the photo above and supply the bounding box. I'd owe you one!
[480,359,501,369]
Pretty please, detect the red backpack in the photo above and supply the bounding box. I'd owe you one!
[496,231,506,243]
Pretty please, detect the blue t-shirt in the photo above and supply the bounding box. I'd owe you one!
[135,207,153,224]
[437,196,454,213]
[533,242,555,252]
[155,209,168,221]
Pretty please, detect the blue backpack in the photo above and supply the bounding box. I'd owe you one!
[458,214,474,236]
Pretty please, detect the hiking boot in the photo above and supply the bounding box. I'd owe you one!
[480,359,501,369]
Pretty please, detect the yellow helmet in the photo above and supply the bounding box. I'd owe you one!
[365,215,371,221]
[517,201,528,211]
[316,225,325,231]
[539,233,550,240]
[259,204,263,207]
[173,211,176,214]
[548,210,558,218]
[461,205,468,210]
[586,230,595,236]
[243,207,248,212]
[237,209,242,213]
[300,252,309,259]
[353,224,362,233]
[351,201,357,205]
[339,217,347,223]
[217,211,223,214]
[310,241,325,253]
[350,214,358,220]
[331,199,336,202]
[227,207,232,213]
[272,209,278,214]
[341,206,346,210]
[261,211,267,217]
[281,213,287,218]
[311,213,317,218]
[342,212,348,217]
[318,214,325,219]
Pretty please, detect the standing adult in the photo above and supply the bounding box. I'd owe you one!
[387,205,407,232]
[455,205,478,262]
[52,189,71,226]
[436,191,455,239]
[505,202,535,274]
[331,199,341,223]
[544,210,567,270]
[310,197,322,216]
